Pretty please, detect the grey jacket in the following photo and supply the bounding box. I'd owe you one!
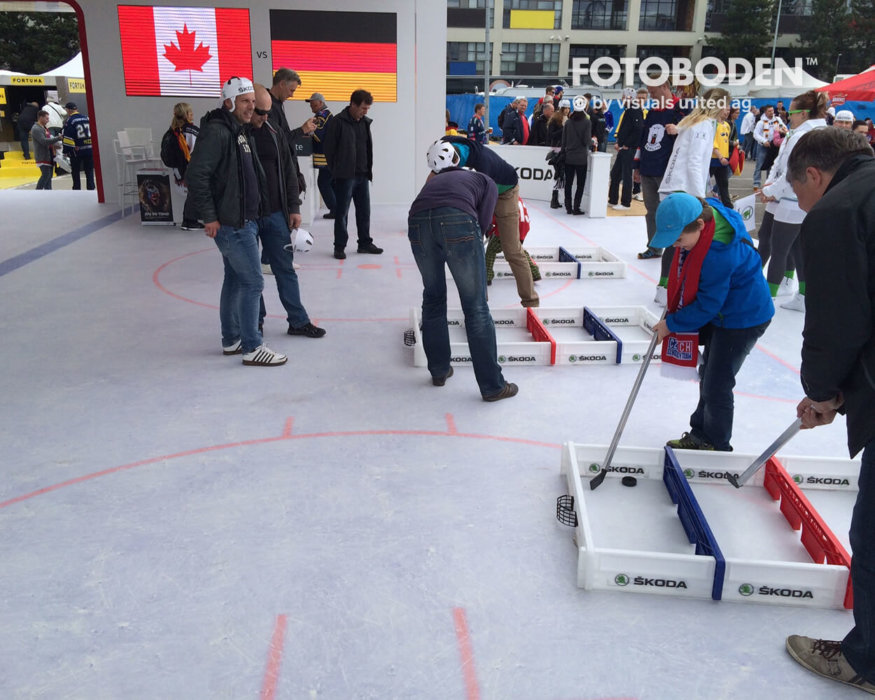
[31,123,61,165]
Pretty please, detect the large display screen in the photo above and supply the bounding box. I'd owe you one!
[118,6,252,97]
[269,10,397,103]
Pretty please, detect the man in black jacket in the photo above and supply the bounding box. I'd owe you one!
[608,88,644,210]
[783,128,875,694]
[251,85,325,340]
[17,101,39,160]
[186,77,287,367]
[323,89,383,259]
[529,102,553,147]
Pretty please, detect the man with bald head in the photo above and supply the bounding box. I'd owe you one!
[250,84,325,339]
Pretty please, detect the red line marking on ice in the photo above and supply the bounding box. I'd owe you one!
[445,413,458,434]
[260,614,288,700]
[755,342,800,375]
[282,417,294,437]
[358,264,381,270]
[0,429,561,510]
[453,607,480,700]
[153,248,218,309]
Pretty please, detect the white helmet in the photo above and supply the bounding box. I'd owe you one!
[222,76,254,102]
[427,140,459,173]
[558,98,571,109]
[573,95,588,112]
[284,228,313,253]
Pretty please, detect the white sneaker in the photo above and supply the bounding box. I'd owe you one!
[781,293,805,312]
[242,344,287,366]
[633,192,644,201]
[777,276,795,296]
[261,263,273,275]
[654,286,667,307]
[293,262,301,270]
[222,339,242,355]
[611,203,631,210]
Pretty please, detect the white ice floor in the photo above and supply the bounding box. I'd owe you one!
[0,190,858,699]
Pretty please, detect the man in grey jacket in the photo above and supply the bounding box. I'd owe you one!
[186,77,287,367]
[31,110,62,190]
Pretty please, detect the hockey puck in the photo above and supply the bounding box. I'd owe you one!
[621,476,638,487]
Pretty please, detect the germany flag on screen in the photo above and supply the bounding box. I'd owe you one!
[269,10,397,103]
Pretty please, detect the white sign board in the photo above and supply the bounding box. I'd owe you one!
[489,144,556,202]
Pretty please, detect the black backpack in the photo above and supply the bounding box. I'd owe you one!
[160,128,186,171]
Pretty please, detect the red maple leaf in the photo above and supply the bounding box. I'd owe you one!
[163,24,212,82]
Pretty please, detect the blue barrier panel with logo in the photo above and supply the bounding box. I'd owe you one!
[663,448,726,600]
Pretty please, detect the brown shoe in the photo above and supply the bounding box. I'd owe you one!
[786,635,875,694]
[483,382,518,402]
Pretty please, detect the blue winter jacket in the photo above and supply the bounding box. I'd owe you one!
[666,199,774,333]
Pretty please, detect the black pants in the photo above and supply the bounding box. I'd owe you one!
[608,149,634,206]
[709,163,732,208]
[564,163,587,212]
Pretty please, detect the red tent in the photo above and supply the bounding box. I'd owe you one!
[816,66,875,104]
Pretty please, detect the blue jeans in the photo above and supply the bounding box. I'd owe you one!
[317,167,335,213]
[332,175,371,250]
[688,321,770,450]
[843,440,875,682]
[408,207,506,397]
[212,221,263,353]
[36,165,53,190]
[257,211,310,328]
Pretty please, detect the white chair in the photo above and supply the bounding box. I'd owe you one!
[115,129,163,216]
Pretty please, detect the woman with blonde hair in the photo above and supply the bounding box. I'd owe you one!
[659,87,732,200]
[169,102,201,230]
[652,88,733,304]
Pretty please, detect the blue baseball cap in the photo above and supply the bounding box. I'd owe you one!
[651,193,705,249]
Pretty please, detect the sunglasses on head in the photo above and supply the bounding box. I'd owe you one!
[254,107,270,116]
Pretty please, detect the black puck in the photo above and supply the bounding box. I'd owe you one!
[621,476,638,487]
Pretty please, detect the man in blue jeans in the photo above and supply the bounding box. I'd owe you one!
[783,128,875,694]
[406,141,517,402]
[186,77,287,367]
[251,85,325,339]
[323,89,383,259]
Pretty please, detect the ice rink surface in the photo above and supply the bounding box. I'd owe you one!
[0,190,858,699]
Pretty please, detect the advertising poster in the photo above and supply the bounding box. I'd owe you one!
[137,171,174,225]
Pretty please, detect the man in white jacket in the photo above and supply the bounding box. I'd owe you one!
[753,105,787,190]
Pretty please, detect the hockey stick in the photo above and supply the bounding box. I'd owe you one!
[589,310,665,490]
[727,418,802,488]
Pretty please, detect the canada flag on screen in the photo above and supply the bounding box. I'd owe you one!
[118,6,252,97]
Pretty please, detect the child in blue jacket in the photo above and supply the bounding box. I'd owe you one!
[652,192,774,451]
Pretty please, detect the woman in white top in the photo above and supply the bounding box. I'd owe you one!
[757,90,829,311]
[654,88,731,304]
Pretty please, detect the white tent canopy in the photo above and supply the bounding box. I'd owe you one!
[39,52,83,79]
[747,69,828,98]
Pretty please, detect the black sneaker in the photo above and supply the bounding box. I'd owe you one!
[357,243,383,254]
[288,323,326,338]
[432,367,453,386]
[323,212,336,219]
[181,220,204,230]
[334,248,346,260]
